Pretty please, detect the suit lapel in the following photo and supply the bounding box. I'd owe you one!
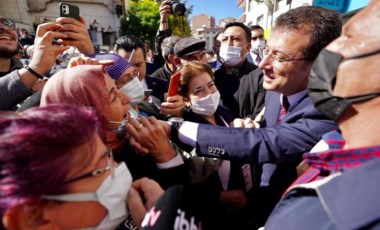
[264,92,282,126]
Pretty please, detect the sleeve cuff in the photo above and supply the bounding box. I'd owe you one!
[156,153,184,169]
[178,121,198,148]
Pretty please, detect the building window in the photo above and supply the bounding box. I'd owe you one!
[257,15,264,28]
[275,0,283,11]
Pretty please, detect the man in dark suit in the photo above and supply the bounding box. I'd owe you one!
[216,22,265,118]
[127,6,341,228]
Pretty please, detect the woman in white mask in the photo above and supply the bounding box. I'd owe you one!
[0,105,133,230]
[178,61,231,125]
[91,53,168,121]
[177,61,249,219]
[90,53,145,109]
[41,62,190,212]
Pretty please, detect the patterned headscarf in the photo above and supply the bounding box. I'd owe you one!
[40,65,123,149]
[89,53,132,80]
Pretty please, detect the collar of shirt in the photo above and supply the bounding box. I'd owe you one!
[164,63,173,75]
[304,131,380,174]
[305,130,380,174]
[287,130,380,191]
[141,78,149,90]
[280,89,308,110]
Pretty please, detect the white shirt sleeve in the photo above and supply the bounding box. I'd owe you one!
[156,153,184,169]
[178,121,198,147]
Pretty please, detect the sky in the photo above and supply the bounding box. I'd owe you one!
[185,0,244,25]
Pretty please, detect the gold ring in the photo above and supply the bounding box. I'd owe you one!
[138,123,143,129]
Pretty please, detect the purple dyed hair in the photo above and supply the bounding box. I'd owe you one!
[0,104,100,216]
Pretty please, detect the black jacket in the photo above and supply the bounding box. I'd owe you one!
[215,60,265,118]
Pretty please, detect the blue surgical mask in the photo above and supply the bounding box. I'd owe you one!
[110,108,140,135]
[42,163,132,230]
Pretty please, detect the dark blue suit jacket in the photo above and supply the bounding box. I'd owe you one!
[196,91,338,164]
[194,90,339,227]
[265,158,380,230]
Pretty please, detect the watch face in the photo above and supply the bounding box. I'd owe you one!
[168,117,183,129]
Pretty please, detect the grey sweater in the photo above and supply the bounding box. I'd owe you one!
[0,57,33,110]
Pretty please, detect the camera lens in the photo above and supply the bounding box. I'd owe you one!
[171,1,186,16]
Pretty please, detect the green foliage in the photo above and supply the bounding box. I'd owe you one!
[119,0,193,45]
[119,0,160,45]
[169,0,192,37]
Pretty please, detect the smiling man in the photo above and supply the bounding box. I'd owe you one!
[127,6,342,228]
[0,16,94,111]
[0,16,68,110]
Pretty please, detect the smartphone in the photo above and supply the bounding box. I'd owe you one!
[167,72,181,97]
[59,3,80,21]
[144,89,153,98]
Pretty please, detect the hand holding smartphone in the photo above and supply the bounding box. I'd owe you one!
[167,71,181,97]
[58,3,80,42]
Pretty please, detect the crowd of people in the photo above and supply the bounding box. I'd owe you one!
[0,0,380,229]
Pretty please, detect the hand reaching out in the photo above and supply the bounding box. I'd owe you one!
[127,178,164,227]
[126,116,176,163]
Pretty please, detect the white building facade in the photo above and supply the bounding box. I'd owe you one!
[242,0,312,32]
[0,0,126,49]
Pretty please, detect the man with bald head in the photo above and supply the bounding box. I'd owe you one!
[264,1,380,229]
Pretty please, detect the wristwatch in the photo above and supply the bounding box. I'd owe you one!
[168,117,183,140]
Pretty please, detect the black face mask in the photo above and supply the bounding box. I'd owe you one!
[308,48,380,121]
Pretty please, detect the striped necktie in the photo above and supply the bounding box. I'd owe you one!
[278,96,289,123]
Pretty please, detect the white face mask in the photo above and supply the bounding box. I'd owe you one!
[251,40,265,55]
[42,163,132,230]
[219,46,242,67]
[191,90,220,116]
[119,77,144,107]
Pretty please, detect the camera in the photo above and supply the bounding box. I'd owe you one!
[170,0,186,16]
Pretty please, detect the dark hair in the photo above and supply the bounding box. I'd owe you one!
[114,35,146,57]
[0,105,100,216]
[274,6,342,60]
[250,25,264,32]
[178,61,214,98]
[224,22,252,43]
[161,36,181,62]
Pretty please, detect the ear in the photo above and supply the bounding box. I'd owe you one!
[246,42,252,52]
[3,203,60,230]
[173,57,182,67]
[167,54,175,65]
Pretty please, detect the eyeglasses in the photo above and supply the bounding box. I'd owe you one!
[263,47,311,64]
[116,72,139,88]
[64,149,115,184]
[0,18,15,30]
[252,35,264,41]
